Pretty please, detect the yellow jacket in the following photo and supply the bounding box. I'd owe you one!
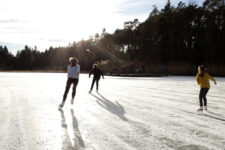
[196,72,216,88]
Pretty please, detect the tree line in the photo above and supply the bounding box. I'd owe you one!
[0,0,225,76]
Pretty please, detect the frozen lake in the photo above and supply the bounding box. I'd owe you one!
[0,73,225,150]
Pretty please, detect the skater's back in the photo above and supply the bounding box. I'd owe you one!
[196,65,216,111]
[89,66,104,78]
[89,64,104,92]
[196,71,215,88]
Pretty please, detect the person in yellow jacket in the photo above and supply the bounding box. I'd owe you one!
[196,65,217,111]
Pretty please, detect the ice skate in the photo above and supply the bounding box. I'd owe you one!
[71,98,74,104]
[197,106,203,112]
[197,108,203,111]
[59,101,65,108]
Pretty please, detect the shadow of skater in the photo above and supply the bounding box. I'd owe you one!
[90,93,127,121]
[70,109,85,148]
[207,111,225,118]
[58,108,85,150]
[202,112,225,122]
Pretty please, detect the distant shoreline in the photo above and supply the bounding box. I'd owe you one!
[0,70,66,73]
[0,71,166,77]
[1,71,224,78]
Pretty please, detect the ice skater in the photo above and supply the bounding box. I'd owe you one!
[59,57,80,108]
[196,65,216,111]
[89,64,104,93]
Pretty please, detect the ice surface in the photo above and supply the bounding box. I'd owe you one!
[0,73,225,150]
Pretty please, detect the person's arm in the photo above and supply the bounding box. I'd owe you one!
[208,74,217,85]
[77,65,80,77]
[101,70,104,79]
[196,74,201,85]
[89,69,93,78]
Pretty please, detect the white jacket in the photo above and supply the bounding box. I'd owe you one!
[67,64,80,79]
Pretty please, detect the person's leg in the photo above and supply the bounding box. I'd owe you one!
[198,88,204,111]
[72,79,79,98]
[96,77,100,91]
[202,88,209,110]
[63,79,72,102]
[60,78,72,107]
[90,78,96,91]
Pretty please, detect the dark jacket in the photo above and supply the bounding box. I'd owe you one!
[89,68,104,79]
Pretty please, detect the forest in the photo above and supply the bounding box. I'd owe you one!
[0,0,225,76]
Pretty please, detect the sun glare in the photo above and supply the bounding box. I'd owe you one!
[0,0,128,50]
[1,0,179,52]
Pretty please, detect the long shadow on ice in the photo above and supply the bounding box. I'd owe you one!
[90,93,127,121]
[70,109,85,148]
[178,109,225,122]
[58,108,85,149]
[207,111,224,118]
[201,112,225,122]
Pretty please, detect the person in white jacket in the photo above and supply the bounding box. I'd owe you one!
[59,57,80,108]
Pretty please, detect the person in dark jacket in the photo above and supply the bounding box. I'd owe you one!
[89,64,104,92]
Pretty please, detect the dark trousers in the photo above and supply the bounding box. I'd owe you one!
[63,78,79,102]
[199,88,209,106]
[90,77,100,91]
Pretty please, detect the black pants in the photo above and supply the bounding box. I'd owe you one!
[90,77,100,91]
[199,88,209,106]
[63,78,79,102]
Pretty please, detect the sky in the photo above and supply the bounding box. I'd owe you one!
[0,0,205,55]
